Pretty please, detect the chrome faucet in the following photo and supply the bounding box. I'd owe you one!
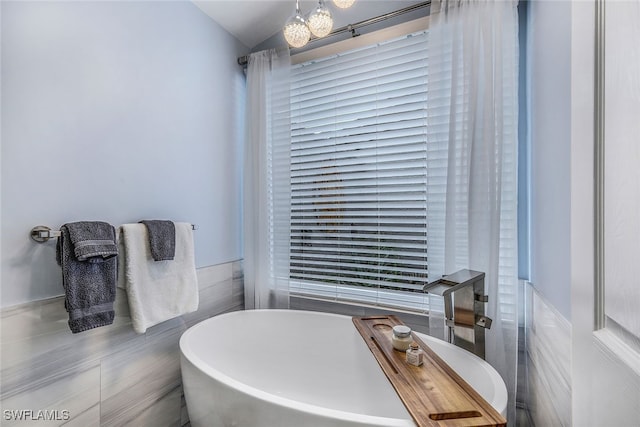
[423,269,492,359]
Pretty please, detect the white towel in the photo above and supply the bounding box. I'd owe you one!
[117,222,199,333]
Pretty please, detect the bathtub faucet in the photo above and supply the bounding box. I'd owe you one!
[423,269,492,360]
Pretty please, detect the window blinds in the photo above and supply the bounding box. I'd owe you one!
[289,31,432,309]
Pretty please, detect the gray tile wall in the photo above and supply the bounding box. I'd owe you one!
[523,284,572,427]
[0,261,243,427]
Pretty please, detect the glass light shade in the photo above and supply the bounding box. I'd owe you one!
[307,1,333,38]
[284,12,311,48]
[332,0,355,9]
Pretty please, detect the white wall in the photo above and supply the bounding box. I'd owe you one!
[1,1,248,307]
[527,0,572,320]
[525,1,575,423]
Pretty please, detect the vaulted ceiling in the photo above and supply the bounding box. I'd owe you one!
[192,0,425,49]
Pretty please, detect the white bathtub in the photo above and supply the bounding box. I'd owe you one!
[180,310,507,427]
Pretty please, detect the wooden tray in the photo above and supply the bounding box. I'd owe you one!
[353,315,506,427]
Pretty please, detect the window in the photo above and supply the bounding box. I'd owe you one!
[289,31,435,311]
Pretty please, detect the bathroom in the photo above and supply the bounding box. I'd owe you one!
[1,0,638,426]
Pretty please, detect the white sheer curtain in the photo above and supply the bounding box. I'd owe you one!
[244,48,292,310]
[426,0,520,424]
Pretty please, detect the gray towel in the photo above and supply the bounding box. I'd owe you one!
[66,221,118,263]
[139,220,175,261]
[56,221,117,333]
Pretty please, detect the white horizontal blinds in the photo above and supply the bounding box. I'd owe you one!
[290,31,430,304]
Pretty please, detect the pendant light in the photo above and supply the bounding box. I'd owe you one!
[283,0,356,48]
[307,0,333,38]
[332,0,355,9]
[283,0,311,48]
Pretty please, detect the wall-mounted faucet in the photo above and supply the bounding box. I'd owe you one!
[423,269,492,359]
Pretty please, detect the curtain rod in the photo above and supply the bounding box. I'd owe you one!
[237,1,431,67]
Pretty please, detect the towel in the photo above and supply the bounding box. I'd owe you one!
[139,220,175,261]
[55,221,117,333]
[65,221,118,263]
[117,222,198,334]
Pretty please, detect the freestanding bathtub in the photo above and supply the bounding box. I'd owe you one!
[180,310,507,427]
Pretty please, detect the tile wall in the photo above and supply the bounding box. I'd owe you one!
[0,261,244,427]
[524,285,572,427]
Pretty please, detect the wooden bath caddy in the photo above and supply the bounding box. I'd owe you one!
[353,315,506,427]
